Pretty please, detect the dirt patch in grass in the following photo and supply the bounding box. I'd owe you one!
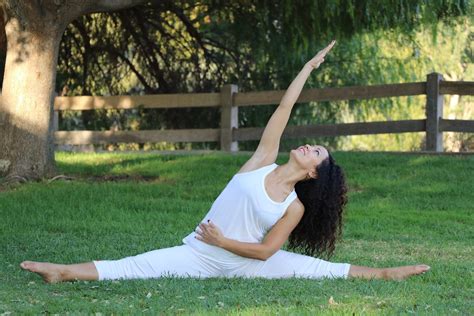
[81,174,160,182]
[46,174,162,183]
[0,174,167,191]
[0,185,11,192]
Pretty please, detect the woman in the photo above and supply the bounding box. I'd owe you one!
[20,40,430,283]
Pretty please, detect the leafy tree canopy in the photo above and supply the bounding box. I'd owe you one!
[47,0,473,150]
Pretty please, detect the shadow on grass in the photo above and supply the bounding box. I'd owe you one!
[56,153,179,176]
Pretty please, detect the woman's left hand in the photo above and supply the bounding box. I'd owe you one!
[306,40,336,69]
[195,220,225,247]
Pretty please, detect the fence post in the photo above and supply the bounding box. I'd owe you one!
[220,84,239,152]
[0,94,5,127]
[425,73,444,152]
[51,91,59,151]
[52,91,59,131]
[53,111,58,131]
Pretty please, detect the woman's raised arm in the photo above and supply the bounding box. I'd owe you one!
[248,40,336,165]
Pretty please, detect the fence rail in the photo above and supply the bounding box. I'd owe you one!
[53,73,474,152]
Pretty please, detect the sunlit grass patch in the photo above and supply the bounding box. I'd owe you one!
[1,151,472,314]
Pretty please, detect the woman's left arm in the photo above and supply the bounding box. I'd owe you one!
[195,200,305,260]
[250,40,336,163]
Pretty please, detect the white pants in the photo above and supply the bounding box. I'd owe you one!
[93,244,351,281]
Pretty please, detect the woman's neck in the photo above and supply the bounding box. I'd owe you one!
[269,162,306,190]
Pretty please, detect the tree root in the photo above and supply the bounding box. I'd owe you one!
[0,174,29,191]
[47,175,76,183]
[2,174,29,185]
[0,174,76,190]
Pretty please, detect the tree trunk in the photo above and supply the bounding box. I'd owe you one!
[0,16,65,181]
[0,0,148,182]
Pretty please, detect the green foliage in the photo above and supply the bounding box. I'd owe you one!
[0,152,472,313]
[236,16,473,152]
[53,1,472,152]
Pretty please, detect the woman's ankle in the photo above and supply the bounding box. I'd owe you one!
[380,268,389,280]
[58,264,72,282]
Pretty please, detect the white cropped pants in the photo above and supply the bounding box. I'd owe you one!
[93,244,351,281]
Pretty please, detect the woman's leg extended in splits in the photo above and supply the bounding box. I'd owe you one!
[348,264,431,281]
[229,250,351,280]
[20,245,218,283]
[19,261,99,283]
[230,250,430,281]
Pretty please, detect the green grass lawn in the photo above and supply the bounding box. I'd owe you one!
[0,151,472,315]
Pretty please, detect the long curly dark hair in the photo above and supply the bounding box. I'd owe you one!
[287,153,348,259]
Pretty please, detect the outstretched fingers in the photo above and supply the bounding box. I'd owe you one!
[318,40,336,58]
[306,40,336,69]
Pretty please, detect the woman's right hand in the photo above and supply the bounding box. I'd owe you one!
[195,220,225,247]
[305,40,336,69]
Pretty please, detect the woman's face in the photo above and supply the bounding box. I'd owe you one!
[290,144,329,178]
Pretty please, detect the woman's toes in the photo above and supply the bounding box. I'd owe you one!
[20,261,35,271]
[19,261,63,283]
[417,264,431,273]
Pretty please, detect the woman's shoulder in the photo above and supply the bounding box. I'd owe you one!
[235,158,276,175]
[235,152,278,175]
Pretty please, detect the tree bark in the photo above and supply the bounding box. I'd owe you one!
[0,7,66,181]
[0,0,148,182]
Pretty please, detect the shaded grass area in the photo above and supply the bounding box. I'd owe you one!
[0,151,472,314]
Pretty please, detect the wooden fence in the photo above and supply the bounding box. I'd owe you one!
[53,72,474,152]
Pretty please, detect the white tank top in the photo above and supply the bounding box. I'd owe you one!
[182,163,298,257]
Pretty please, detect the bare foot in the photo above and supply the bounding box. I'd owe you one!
[383,264,430,281]
[20,261,64,284]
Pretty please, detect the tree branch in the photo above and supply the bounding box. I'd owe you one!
[72,0,161,19]
[92,44,156,94]
[81,0,148,13]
